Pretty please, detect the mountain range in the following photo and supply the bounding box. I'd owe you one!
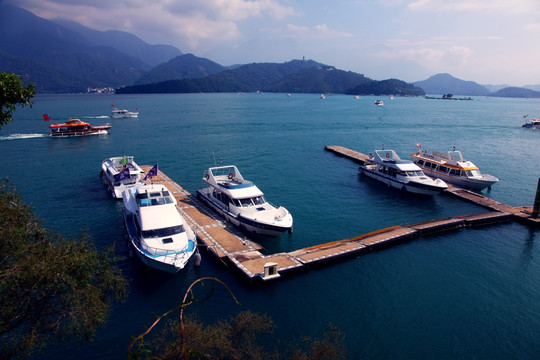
[1,4,539,98]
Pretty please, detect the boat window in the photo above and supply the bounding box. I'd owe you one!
[469,169,482,177]
[417,160,425,166]
[439,166,448,173]
[137,193,148,199]
[252,196,266,205]
[142,225,184,238]
[239,198,253,207]
[231,199,242,207]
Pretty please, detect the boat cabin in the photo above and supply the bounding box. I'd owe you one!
[136,187,175,207]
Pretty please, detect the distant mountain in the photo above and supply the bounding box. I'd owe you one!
[488,87,540,98]
[135,54,225,85]
[0,4,180,93]
[414,73,490,96]
[523,84,540,92]
[117,59,425,96]
[482,84,511,92]
[55,20,181,68]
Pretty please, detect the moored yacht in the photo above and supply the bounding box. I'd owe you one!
[410,147,499,191]
[100,155,145,199]
[196,165,293,237]
[122,184,196,273]
[359,149,448,196]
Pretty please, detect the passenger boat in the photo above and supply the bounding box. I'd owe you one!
[122,184,196,273]
[410,148,499,191]
[197,165,293,237]
[358,149,448,196]
[48,118,110,137]
[100,156,145,199]
[522,117,540,129]
[111,108,139,118]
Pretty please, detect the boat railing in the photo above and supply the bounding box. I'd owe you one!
[140,240,194,260]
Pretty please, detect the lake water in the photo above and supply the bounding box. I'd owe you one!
[2,93,540,359]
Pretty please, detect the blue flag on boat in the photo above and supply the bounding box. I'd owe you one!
[144,164,158,180]
[113,167,130,182]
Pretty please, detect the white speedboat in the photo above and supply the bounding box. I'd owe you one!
[410,148,499,191]
[111,108,139,118]
[196,165,293,237]
[374,99,384,106]
[122,184,196,273]
[101,156,145,199]
[359,149,448,196]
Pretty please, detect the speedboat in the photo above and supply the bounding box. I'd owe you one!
[359,149,448,196]
[410,148,499,191]
[100,156,145,199]
[111,108,139,118]
[196,165,293,237]
[522,117,540,129]
[122,184,196,273]
[374,99,384,105]
[48,118,110,137]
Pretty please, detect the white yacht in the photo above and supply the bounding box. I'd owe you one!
[122,184,196,273]
[410,148,499,191]
[359,149,448,196]
[101,156,145,199]
[197,165,293,237]
[111,108,139,118]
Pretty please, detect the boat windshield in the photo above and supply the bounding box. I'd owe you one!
[236,196,266,207]
[142,225,184,238]
[465,169,482,177]
[406,170,424,177]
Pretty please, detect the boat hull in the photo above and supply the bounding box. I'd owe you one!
[418,169,498,191]
[49,129,109,137]
[123,210,195,273]
[359,167,446,196]
[196,189,292,237]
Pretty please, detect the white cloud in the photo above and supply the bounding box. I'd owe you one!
[285,23,353,39]
[7,0,297,48]
[407,0,540,15]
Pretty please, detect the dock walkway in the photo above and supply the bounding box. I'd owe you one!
[138,151,538,283]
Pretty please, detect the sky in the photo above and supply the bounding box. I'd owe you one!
[6,0,540,86]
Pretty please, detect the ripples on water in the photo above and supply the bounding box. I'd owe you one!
[2,93,540,359]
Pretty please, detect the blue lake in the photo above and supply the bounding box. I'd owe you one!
[2,93,540,359]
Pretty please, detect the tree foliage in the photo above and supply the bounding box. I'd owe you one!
[0,72,35,129]
[128,277,346,360]
[0,179,127,359]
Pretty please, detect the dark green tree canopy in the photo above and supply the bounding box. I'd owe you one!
[0,72,35,129]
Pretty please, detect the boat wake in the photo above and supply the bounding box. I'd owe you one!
[0,133,47,141]
[84,115,110,119]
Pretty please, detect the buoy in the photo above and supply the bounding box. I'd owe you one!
[193,249,201,267]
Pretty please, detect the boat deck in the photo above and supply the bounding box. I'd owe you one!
[139,150,539,282]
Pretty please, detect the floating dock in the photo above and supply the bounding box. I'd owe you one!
[139,147,539,283]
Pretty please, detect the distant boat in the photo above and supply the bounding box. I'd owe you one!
[111,108,138,118]
[354,96,360,99]
[374,100,384,106]
[522,117,540,129]
[320,94,325,99]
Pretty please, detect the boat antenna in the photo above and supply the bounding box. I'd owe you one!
[212,151,217,167]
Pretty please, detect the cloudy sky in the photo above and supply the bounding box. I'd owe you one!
[7,0,540,85]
